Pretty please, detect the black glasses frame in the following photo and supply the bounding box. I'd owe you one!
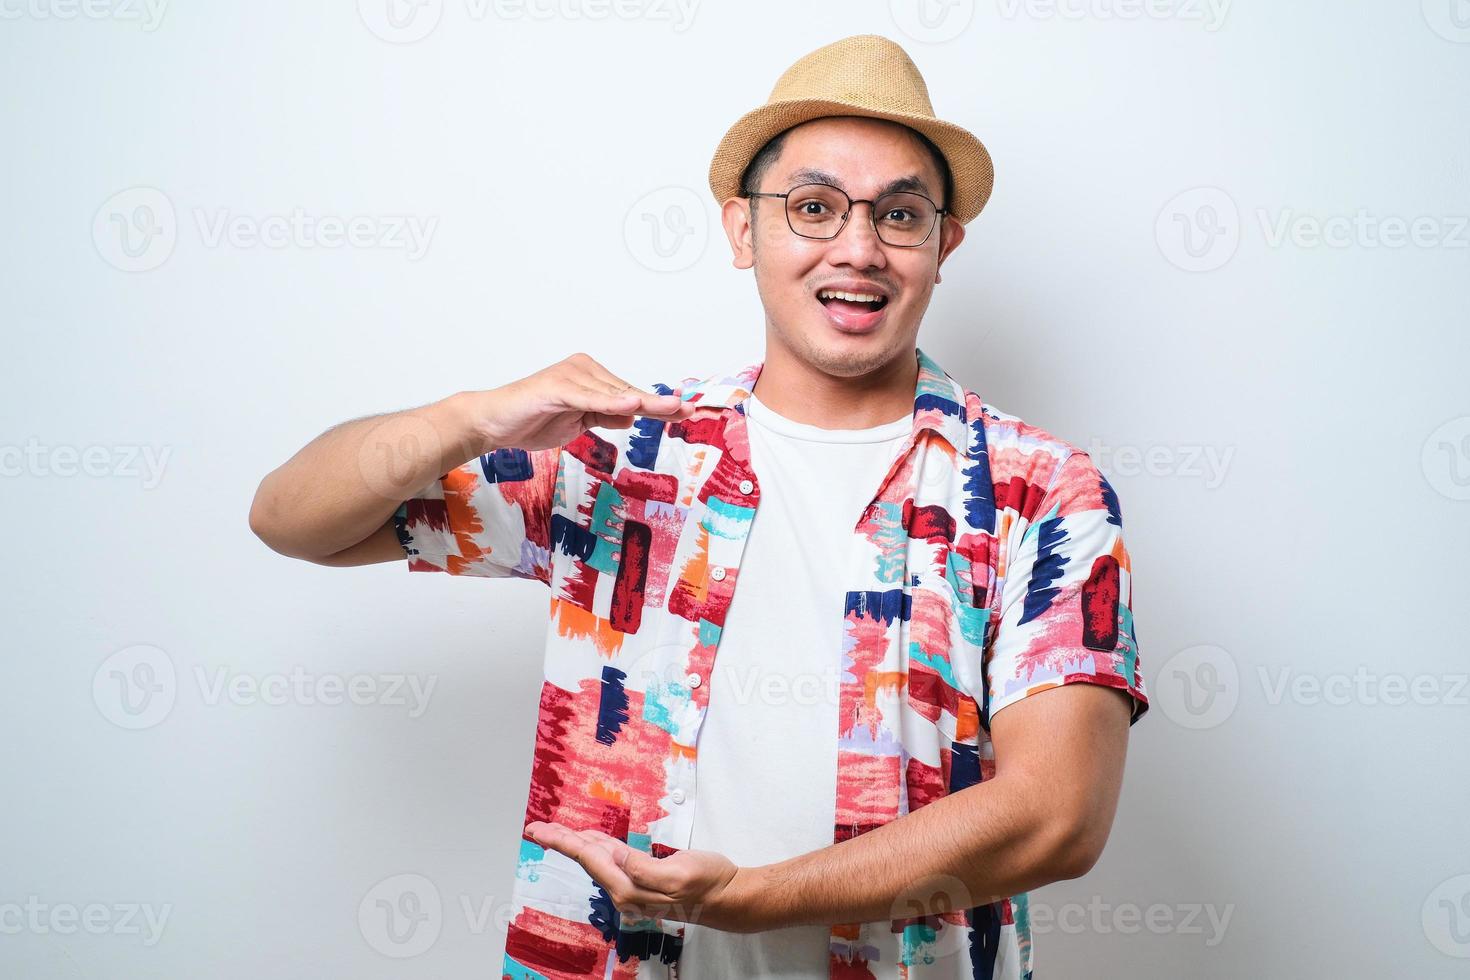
[744,182,949,248]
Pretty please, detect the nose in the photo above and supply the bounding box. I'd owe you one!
[823,200,887,270]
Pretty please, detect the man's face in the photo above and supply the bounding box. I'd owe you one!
[721,115,965,380]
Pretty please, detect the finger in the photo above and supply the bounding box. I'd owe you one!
[537,827,683,909]
[576,362,654,400]
[585,412,637,429]
[572,364,697,420]
[574,831,661,879]
[560,383,646,416]
[571,383,694,421]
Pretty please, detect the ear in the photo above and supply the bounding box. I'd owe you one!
[934,214,966,283]
[721,196,756,270]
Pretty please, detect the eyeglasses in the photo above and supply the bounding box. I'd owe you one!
[744,182,948,248]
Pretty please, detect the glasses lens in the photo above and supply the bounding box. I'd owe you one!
[784,184,849,239]
[873,192,938,246]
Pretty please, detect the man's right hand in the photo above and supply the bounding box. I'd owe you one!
[469,352,697,455]
[249,353,698,566]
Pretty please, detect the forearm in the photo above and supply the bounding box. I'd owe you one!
[249,390,490,560]
[734,774,1080,932]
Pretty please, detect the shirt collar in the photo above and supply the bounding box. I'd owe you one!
[677,345,971,454]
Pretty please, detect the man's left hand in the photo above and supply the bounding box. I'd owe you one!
[525,821,763,933]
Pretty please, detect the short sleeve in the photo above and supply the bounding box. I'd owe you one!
[983,451,1149,726]
[392,445,561,584]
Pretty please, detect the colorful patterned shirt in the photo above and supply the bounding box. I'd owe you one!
[393,345,1150,980]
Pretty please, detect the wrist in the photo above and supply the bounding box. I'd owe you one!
[443,388,502,459]
[720,864,779,934]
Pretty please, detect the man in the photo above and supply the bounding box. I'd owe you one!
[250,34,1148,980]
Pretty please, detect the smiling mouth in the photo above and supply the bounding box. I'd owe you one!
[817,295,889,315]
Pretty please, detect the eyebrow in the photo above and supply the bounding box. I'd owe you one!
[782,168,934,198]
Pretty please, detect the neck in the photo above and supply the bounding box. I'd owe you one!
[748,338,916,429]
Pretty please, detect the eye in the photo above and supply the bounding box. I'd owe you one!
[797,199,833,216]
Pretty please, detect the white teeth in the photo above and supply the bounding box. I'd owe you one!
[818,289,885,303]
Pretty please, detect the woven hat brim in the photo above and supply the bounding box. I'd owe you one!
[709,99,994,225]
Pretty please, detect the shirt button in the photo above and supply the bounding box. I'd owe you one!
[671,789,686,804]
[710,566,726,581]
[687,672,701,688]
[738,479,754,495]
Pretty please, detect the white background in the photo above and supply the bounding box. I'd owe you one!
[4,1,1469,977]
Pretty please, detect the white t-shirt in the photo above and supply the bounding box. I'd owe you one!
[666,390,911,979]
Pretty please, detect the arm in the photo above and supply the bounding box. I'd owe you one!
[729,681,1133,931]
[524,682,1133,934]
[248,391,488,563]
[247,354,695,565]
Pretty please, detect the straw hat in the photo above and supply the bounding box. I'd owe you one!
[708,34,995,225]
